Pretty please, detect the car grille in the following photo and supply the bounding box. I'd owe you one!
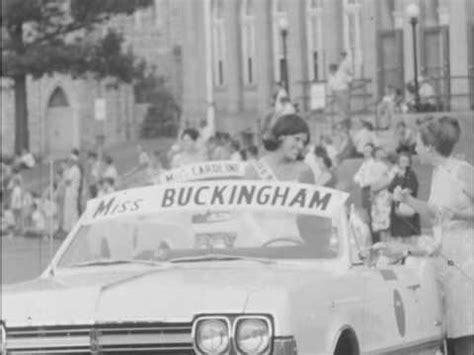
[5,322,195,354]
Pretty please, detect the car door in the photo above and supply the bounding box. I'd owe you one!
[346,220,397,352]
[389,259,443,349]
[363,259,443,354]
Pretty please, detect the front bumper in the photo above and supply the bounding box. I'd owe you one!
[273,336,298,355]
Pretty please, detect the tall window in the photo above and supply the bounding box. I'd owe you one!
[241,0,256,85]
[272,0,288,83]
[343,0,362,77]
[212,0,226,86]
[306,0,325,81]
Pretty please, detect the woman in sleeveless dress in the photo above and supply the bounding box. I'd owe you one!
[243,114,315,246]
[394,116,473,355]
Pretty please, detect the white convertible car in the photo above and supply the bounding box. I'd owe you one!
[1,180,444,354]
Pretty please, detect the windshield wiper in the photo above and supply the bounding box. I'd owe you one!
[69,259,162,268]
[167,254,275,264]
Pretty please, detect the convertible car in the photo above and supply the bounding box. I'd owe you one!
[1,180,444,354]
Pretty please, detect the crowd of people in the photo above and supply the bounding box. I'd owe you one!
[1,148,121,238]
[1,103,472,353]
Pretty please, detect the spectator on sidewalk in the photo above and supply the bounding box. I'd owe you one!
[102,155,119,186]
[24,201,46,238]
[320,135,338,167]
[137,145,150,167]
[62,154,82,233]
[314,146,337,188]
[394,121,417,154]
[98,177,116,196]
[369,147,393,243]
[15,148,36,170]
[171,128,206,168]
[245,145,259,162]
[333,122,356,163]
[328,63,351,123]
[387,151,420,239]
[376,84,397,130]
[86,151,101,199]
[353,120,378,156]
[54,161,67,236]
[10,176,24,234]
[353,143,377,237]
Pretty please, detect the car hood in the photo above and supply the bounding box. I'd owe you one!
[2,261,339,328]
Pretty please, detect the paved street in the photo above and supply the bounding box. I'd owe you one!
[1,235,62,285]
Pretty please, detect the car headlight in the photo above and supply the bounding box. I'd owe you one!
[193,317,230,354]
[234,316,272,354]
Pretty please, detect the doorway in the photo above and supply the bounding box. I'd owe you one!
[377,29,404,99]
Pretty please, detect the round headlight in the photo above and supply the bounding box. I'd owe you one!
[235,318,271,354]
[195,318,230,354]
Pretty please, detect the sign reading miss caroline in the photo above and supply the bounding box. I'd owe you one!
[84,181,349,223]
[160,161,246,183]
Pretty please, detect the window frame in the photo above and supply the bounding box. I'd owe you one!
[241,0,257,87]
[212,0,226,87]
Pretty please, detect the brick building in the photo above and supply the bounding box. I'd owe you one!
[182,0,474,134]
[2,0,473,157]
[1,0,184,158]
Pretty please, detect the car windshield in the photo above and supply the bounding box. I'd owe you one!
[57,181,345,268]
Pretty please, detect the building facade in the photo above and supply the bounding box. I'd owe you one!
[2,0,473,157]
[1,0,184,158]
[181,0,474,134]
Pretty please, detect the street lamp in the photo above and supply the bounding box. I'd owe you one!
[406,3,421,111]
[278,17,290,97]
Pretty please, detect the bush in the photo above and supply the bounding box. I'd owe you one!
[137,76,181,138]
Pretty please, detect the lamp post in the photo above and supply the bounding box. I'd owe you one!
[278,17,290,97]
[406,3,421,111]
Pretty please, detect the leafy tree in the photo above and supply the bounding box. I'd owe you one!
[1,0,153,153]
[137,75,181,138]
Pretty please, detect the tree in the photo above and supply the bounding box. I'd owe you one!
[1,0,153,153]
[137,75,181,138]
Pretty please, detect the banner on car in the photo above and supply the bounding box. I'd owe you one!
[83,181,349,224]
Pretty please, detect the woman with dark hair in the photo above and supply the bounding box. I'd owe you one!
[394,116,473,354]
[247,114,314,183]
[171,128,205,168]
[243,114,315,245]
[387,151,420,238]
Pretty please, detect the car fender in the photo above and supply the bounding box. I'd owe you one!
[327,323,360,355]
[324,311,360,355]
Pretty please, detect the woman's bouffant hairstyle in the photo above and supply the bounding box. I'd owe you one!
[181,128,200,141]
[419,116,460,157]
[262,114,310,151]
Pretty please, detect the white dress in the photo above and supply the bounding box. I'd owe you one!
[429,158,474,338]
[63,164,81,232]
[243,159,300,245]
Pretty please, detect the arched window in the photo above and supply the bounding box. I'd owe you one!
[212,0,226,86]
[342,0,362,77]
[241,0,256,85]
[48,87,69,108]
[306,0,325,81]
[272,0,289,83]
